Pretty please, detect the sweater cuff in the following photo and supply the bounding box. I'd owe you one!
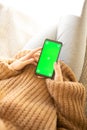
[46,79,85,108]
[0,60,21,80]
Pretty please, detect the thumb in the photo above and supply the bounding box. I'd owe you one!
[54,61,63,81]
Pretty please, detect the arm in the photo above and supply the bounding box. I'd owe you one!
[46,61,87,130]
[0,58,21,80]
[0,48,41,80]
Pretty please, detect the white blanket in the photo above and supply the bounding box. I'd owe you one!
[0,4,38,58]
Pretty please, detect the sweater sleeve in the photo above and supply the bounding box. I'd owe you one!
[0,59,21,80]
[46,80,87,129]
[0,50,31,80]
[46,61,87,130]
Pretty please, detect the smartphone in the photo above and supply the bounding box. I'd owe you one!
[35,39,62,78]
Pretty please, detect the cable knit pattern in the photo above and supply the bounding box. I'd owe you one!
[0,51,87,130]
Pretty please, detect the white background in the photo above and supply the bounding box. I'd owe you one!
[0,0,85,30]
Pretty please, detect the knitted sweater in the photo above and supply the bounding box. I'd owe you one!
[0,51,87,130]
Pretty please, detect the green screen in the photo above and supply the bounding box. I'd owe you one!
[35,39,62,78]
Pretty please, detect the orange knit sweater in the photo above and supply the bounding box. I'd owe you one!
[0,51,87,130]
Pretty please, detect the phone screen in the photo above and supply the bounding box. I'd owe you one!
[35,39,62,78]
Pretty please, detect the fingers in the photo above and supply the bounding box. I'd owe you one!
[33,52,41,57]
[26,47,41,59]
[23,58,35,65]
[37,76,44,79]
[20,47,42,61]
[33,51,41,62]
[21,50,41,68]
[29,47,42,57]
[54,61,63,81]
[13,58,35,71]
[34,57,39,62]
[32,61,37,66]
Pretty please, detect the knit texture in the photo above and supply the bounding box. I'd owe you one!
[0,51,87,130]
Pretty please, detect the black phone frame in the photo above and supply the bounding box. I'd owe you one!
[35,39,63,79]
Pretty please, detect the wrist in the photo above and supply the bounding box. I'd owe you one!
[9,60,20,71]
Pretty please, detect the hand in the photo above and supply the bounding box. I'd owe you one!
[37,61,63,80]
[10,48,41,71]
[54,61,63,82]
